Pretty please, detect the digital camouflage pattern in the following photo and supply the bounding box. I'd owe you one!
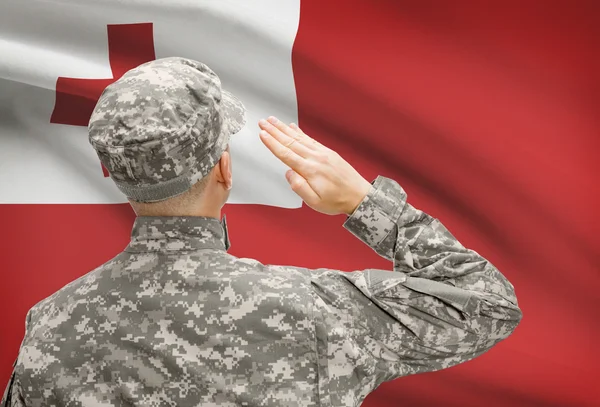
[88,57,246,203]
[2,176,522,407]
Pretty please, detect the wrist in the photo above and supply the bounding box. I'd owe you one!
[345,180,373,216]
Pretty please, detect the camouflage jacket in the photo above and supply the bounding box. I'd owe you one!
[1,176,522,407]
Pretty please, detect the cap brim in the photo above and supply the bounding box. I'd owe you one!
[221,89,246,136]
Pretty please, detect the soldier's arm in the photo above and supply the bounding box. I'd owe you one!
[306,176,522,402]
[1,312,31,407]
[0,374,25,407]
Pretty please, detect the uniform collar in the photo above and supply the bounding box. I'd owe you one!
[125,214,231,253]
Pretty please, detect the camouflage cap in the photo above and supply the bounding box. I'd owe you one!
[88,57,246,202]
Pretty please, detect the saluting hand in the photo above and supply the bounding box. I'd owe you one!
[258,117,372,216]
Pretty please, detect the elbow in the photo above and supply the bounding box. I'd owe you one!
[499,304,523,340]
[461,286,523,348]
[497,282,524,340]
[475,301,523,350]
[474,270,523,340]
[506,303,523,337]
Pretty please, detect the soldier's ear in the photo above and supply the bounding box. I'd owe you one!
[215,149,232,189]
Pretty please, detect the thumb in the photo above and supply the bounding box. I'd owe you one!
[285,170,319,203]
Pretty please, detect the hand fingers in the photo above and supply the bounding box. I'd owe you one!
[285,170,321,204]
[264,117,320,152]
[289,123,326,150]
[289,123,306,135]
[258,118,314,158]
[259,130,308,174]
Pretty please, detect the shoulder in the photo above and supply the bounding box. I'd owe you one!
[27,252,126,326]
[231,257,327,282]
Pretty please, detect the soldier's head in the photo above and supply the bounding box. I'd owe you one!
[88,57,246,216]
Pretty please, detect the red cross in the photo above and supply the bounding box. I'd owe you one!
[50,23,156,177]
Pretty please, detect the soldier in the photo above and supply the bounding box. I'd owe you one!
[2,57,522,407]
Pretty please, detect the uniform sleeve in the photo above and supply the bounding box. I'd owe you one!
[0,377,25,407]
[307,176,522,406]
[1,312,31,407]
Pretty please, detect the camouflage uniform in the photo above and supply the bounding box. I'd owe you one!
[1,57,522,407]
